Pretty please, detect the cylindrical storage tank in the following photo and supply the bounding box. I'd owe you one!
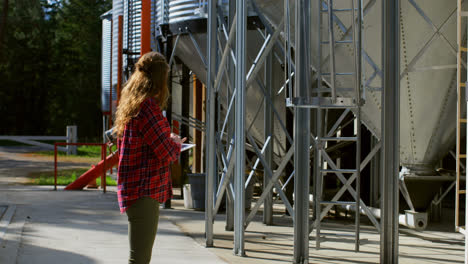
[124,0,142,69]
[101,11,114,113]
[112,0,124,89]
[155,0,205,24]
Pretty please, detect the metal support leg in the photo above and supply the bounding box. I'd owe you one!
[225,0,236,232]
[181,64,191,197]
[205,0,217,248]
[380,0,400,262]
[293,1,311,263]
[163,35,173,209]
[263,51,274,225]
[234,0,246,256]
[314,109,323,250]
[370,137,380,207]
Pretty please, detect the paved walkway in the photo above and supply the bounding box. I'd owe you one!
[0,186,227,264]
[0,146,227,264]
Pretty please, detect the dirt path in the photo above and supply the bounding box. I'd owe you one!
[0,146,100,185]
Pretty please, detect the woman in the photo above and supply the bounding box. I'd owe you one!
[113,51,185,264]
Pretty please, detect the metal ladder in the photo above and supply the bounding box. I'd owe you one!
[313,0,363,252]
[284,0,364,253]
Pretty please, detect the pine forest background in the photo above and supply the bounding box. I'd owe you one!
[0,0,112,139]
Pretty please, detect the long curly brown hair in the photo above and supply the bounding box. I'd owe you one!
[114,52,170,138]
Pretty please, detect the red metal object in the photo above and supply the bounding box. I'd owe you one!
[64,150,118,191]
[54,144,57,190]
[101,144,107,193]
[140,0,151,55]
[54,143,118,192]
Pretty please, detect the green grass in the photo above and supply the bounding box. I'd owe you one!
[29,168,117,186]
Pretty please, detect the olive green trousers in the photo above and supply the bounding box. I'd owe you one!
[126,197,160,264]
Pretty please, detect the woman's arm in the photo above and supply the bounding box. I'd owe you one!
[139,100,181,162]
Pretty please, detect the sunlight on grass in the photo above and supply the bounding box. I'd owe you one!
[29,168,117,186]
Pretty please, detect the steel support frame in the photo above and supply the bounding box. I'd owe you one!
[205,0,217,248]
[233,0,246,256]
[400,0,463,80]
[204,0,297,256]
[204,0,370,260]
[225,0,236,231]
[380,0,400,262]
[293,1,311,263]
[263,48,274,225]
[312,140,382,232]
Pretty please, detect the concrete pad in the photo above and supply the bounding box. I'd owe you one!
[0,186,226,264]
[161,196,465,264]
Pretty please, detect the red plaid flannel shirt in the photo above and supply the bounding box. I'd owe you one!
[117,97,181,213]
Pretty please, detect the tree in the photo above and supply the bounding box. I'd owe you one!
[0,0,111,139]
[0,0,9,52]
[46,0,111,138]
[0,0,52,135]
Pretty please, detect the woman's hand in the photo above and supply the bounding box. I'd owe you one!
[170,133,187,144]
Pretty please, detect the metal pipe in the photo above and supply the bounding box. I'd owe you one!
[353,0,363,250]
[245,147,294,226]
[54,144,57,190]
[285,0,293,100]
[263,49,273,225]
[214,16,237,92]
[246,137,271,188]
[355,109,361,251]
[293,0,311,263]
[234,0,246,256]
[205,0,217,248]
[246,133,294,217]
[381,0,400,262]
[326,0,337,101]
[339,205,426,231]
[312,0,323,250]
[245,17,284,88]
[214,142,235,217]
[225,0,236,232]
[168,34,181,67]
